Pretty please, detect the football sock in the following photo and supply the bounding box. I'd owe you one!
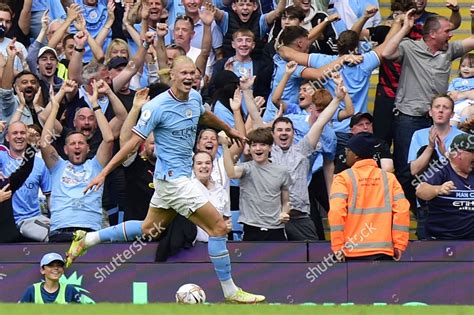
[208,236,238,297]
[88,221,143,246]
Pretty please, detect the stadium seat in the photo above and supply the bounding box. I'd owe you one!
[231,210,243,241]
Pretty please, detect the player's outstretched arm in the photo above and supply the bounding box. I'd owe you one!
[199,110,246,146]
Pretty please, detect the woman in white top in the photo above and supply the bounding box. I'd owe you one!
[192,151,231,242]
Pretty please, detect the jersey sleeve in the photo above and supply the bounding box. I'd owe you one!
[211,22,223,49]
[360,51,380,75]
[40,160,52,194]
[259,14,269,38]
[308,53,336,69]
[218,11,229,35]
[292,64,306,79]
[132,103,160,140]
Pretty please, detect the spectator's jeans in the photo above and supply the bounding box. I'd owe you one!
[393,111,432,176]
[373,85,396,148]
[393,111,431,208]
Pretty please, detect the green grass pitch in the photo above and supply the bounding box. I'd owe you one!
[0,304,473,315]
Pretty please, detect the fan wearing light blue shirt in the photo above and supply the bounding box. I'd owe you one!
[66,0,111,63]
[0,122,51,242]
[40,81,115,242]
[264,26,354,123]
[408,95,466,177]
[277,25,398,171]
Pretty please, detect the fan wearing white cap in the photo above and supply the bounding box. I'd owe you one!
[19,252,82,304]
[34,46,63,91]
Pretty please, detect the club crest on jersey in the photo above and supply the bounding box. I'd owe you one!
[88,10,98,19]
[185,109,193,118]
[168,170,174,177]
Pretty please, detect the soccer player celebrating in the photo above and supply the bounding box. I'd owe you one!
[65,56,264,304]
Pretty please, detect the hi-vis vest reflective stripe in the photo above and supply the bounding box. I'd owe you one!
[33,282,67,304]
[347,168,391,214]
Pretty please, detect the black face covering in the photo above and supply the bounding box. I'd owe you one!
[0,25,6,38]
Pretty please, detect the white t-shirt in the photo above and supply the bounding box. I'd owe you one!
[0,38,28,72]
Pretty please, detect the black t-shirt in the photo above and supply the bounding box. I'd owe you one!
[123,153,155,221]
[425,162,474,240]
[116,89,136,113]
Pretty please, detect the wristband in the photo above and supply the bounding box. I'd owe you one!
[143,41,150,49]
[93,106,101,111]
[36,108,44,114]
[16,108,23,113]
[74,46,85,52]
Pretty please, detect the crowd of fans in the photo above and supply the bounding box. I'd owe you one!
[0,0,473,246]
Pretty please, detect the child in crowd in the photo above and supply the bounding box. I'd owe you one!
[20,253,81,304]
[448,53,474,126]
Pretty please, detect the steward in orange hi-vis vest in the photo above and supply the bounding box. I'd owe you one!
[329,133,410,259]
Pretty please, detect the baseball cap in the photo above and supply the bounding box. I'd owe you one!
[347,132,377,159]
[107,57,129,70]
[450,133,474,152]
[38,46,58,60]
[40,252,65,268]
[350,112,373,128]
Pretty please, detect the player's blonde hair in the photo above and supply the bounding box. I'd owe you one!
[170,56,195,70]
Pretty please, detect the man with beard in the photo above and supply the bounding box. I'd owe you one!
[382,10,474,209]
[0,41,43,143]
[41,81,115,242]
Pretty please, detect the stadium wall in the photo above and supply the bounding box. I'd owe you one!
[0,241,472,304]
